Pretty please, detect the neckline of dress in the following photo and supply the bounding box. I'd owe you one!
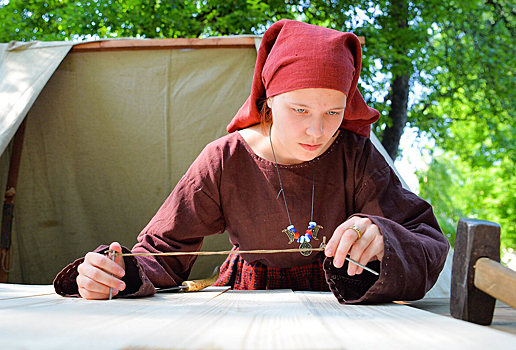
[235,129,344,169]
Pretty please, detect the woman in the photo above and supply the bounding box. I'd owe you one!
[54,19,449,303]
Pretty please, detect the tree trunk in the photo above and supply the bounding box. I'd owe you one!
[382,73,410,160]
[381,0,410,161]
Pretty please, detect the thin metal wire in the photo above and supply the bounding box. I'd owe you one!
[108,252,115,300]
[108,240,379,276]
[116,246,325,257]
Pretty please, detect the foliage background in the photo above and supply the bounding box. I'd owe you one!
[1,0,515,252]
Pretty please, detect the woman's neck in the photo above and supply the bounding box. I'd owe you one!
[238,124,276,162]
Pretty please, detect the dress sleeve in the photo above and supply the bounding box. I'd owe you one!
[53,244,156,298]
[54,144,226,297]
[324,138,450,304]
[131,173,226,289]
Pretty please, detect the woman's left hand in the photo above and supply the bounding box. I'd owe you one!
[324,216,384,275]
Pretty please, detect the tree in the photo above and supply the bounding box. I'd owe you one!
[0,0,292,41]
[2,1,513,159]
[413,0,516,247]
[296,0,443,160]
[1,0,515,247]
[0,0,443,160]
[412,0,515,160]
[418,150,516,250]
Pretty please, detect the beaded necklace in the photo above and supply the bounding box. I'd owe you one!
[269,125,323,256]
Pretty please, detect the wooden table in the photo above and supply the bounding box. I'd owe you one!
[409,297,516,335]
[1,284,515,349]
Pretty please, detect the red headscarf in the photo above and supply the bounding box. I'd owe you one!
[226,19,379,137]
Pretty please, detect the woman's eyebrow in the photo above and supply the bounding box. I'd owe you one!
[286,101,310,107]
[286,101,345,109]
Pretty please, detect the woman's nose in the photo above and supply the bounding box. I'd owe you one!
[306,117,324,138]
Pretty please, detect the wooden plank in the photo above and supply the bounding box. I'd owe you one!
[2,285,515,349]
[0,284,227,307]
[93,289,337,349]
[71,37,258,52]
[70,36,366,53]
[167,290,340,350]
[410,297,516,336]
[0,287,234,349]
[0,288,335,350]
[295,292,516,350]
[0,284,55,300]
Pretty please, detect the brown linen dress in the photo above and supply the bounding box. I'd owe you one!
[54,130,449,303]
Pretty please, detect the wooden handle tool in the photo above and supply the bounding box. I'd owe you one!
[474,257,516,310]
[181,266,220,292]
[156,266,220,293]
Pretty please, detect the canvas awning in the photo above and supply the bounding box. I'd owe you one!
[0,41,74,157]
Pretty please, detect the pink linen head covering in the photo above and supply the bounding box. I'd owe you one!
[226,19,379,137]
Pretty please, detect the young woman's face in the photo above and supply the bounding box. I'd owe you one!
[268,88,346,164]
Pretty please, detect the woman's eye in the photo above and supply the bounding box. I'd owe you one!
[327,111,339,116]
[294,108,306,114]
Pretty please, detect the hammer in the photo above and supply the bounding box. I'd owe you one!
[450,218,516,325]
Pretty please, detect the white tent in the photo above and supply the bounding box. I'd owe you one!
[0,36,450,297]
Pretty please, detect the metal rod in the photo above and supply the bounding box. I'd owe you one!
[109,240,379,276]
[108,252,115,300]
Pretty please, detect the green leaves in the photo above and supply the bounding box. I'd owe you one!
[1,0,514,249]
[418,151,516,250]
[409,1,515,251]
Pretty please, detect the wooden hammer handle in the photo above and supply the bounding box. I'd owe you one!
[181,266,220,292]
[474,257,516,310]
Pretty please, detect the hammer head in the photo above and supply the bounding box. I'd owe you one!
[450,218,500,325]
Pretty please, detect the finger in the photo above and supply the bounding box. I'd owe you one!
[109,242,126,273]
[325,224,345,257]
[348,242,375,276]
[332,227,360,268]
[347,225,378,275]
[78,262,126,292]
[350,239,380,275]
[76,273,111,295]
[325,219,356,257]
[84,251,125,279]
[325,216,367,257]
[350,230,383,276]
[347,222,378,274]
[79,285,119,300]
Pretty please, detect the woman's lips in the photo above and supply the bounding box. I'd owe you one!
[300,143,321,152]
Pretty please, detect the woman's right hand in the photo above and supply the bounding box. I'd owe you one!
[77,242,126,299]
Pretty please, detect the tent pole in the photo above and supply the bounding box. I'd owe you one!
[0,117,27,283]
